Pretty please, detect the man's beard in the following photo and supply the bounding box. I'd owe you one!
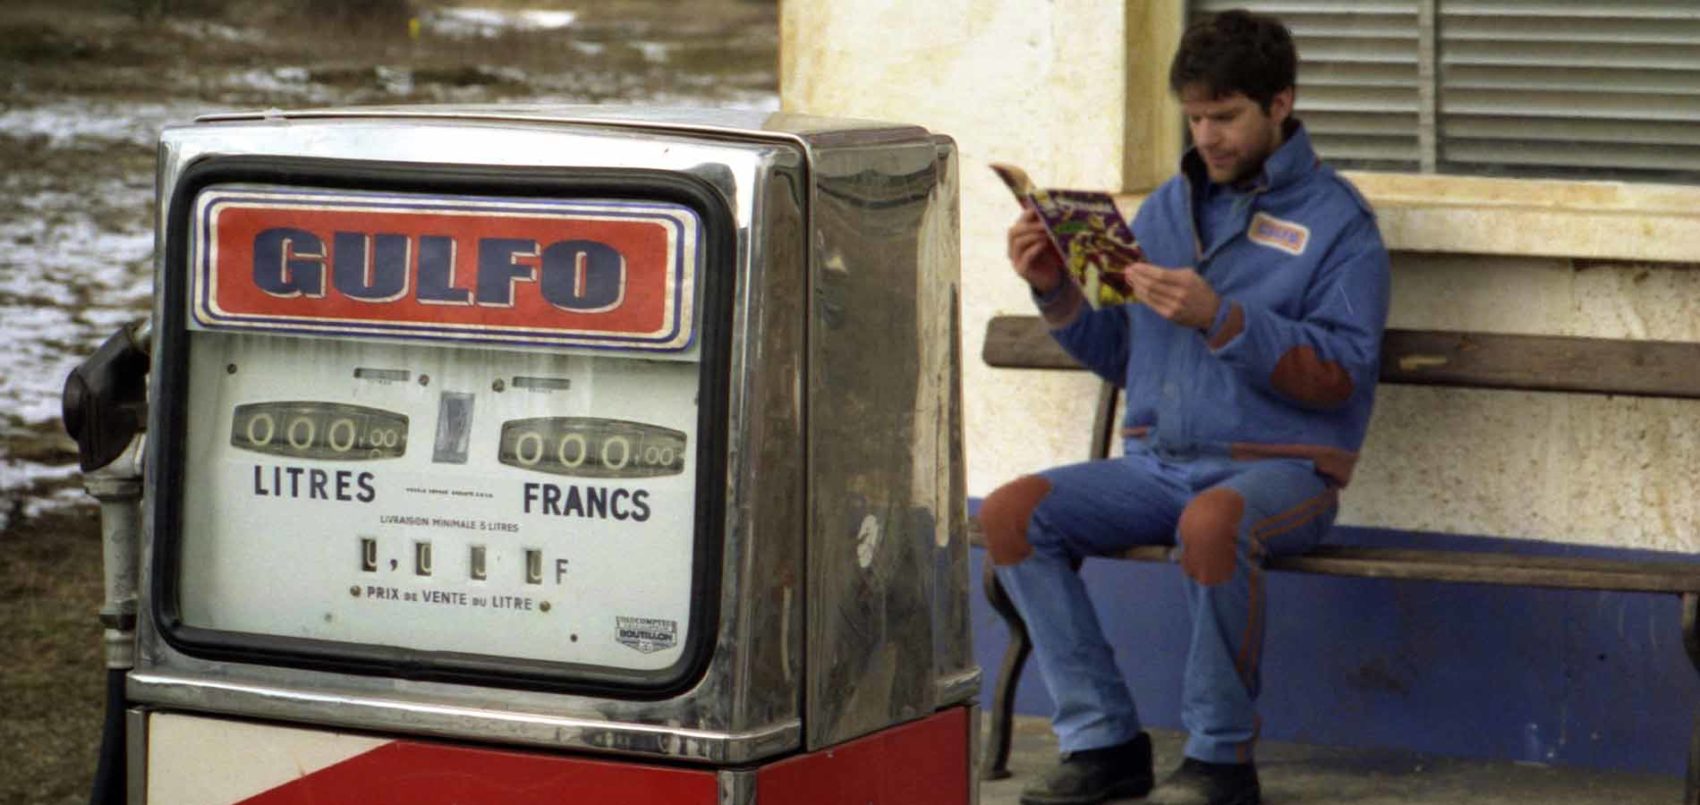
[1211,140,1276,186]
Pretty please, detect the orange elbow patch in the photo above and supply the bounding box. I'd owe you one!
[1271,346,1354,406]
[980,475,1052,566]
[1179,487,1245,586]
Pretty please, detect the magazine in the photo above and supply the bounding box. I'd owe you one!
[991,162,1141,308]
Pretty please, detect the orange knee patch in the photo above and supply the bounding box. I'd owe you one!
[980,475,1051,565]
[1179,488,1245,586]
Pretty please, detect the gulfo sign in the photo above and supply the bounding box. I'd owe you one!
[191,188,701,351]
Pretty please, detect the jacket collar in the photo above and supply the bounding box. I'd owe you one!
[1181,118,1315,194]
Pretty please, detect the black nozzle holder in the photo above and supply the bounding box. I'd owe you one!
[63,320,152,472]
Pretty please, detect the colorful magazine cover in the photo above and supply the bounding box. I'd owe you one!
[991,162,1141,308]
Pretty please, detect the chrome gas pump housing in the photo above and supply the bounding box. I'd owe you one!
[126,106,973,782]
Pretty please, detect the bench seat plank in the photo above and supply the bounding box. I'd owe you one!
[1271,547,1700,595]
[967,521,1700,594]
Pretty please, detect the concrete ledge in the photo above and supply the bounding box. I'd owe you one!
[1115,173,1700,264]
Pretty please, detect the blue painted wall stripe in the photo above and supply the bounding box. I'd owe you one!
[966,501,1699,775]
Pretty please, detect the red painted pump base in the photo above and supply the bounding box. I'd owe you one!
[237,706,972,805]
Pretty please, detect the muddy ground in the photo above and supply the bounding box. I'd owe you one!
[0,1,775,800]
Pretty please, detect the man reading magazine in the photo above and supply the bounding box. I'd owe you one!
[982,9,1392,805]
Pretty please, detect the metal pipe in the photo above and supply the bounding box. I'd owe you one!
[83,434,144,805]
[85,435,145,671]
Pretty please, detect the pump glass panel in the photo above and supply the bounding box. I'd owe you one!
[170,183,710,677]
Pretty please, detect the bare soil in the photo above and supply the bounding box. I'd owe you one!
[0,1,774,801]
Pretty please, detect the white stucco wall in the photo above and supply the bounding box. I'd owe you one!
[781,0,1134,496]
[1345,254,1700,551]
[780,0,1700,552]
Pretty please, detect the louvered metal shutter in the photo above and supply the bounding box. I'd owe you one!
[1438,1,1700,180]
[1191,1,1424,171]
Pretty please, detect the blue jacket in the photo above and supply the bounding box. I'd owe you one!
[1035,122,1391,486]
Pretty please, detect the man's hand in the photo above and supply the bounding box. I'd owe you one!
[1007,208,1065,294]
[1125,262,1221,331]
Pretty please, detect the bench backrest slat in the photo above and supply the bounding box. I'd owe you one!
[983,315,1700,400]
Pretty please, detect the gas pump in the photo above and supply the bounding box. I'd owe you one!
[65,107,975,803]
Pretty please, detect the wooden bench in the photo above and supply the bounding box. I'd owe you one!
[971,314,1700,801]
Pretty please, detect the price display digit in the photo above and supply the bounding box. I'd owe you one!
[498,417,686,479]
[231,402,409,460]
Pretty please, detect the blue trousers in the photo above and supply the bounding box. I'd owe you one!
[988,443,1337,763]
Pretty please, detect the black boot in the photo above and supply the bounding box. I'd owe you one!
[1146,757,1260,805]
[1019,732,1154,805]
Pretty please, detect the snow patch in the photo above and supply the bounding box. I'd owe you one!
[0,307,86,424]
[0,457,81,493]
[623,41,671,63]
[427,8,579,38]
[224,67,328,102]
[1,171,153,426]
[166,19,266,44]
[0,460,87,533]
[0,99,207,147]
[632,41,672,63]
[376,65,415,96]
[23,484,92,520]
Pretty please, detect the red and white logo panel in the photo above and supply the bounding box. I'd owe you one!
[190,186,701,352]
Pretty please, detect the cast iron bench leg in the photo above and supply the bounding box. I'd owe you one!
[981,559,1030,780]
[1684,593,1699,805]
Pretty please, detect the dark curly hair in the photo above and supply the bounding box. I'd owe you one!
[1168,9,1297,111]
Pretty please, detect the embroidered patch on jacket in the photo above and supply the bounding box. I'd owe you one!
[1247,212,1310,256]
